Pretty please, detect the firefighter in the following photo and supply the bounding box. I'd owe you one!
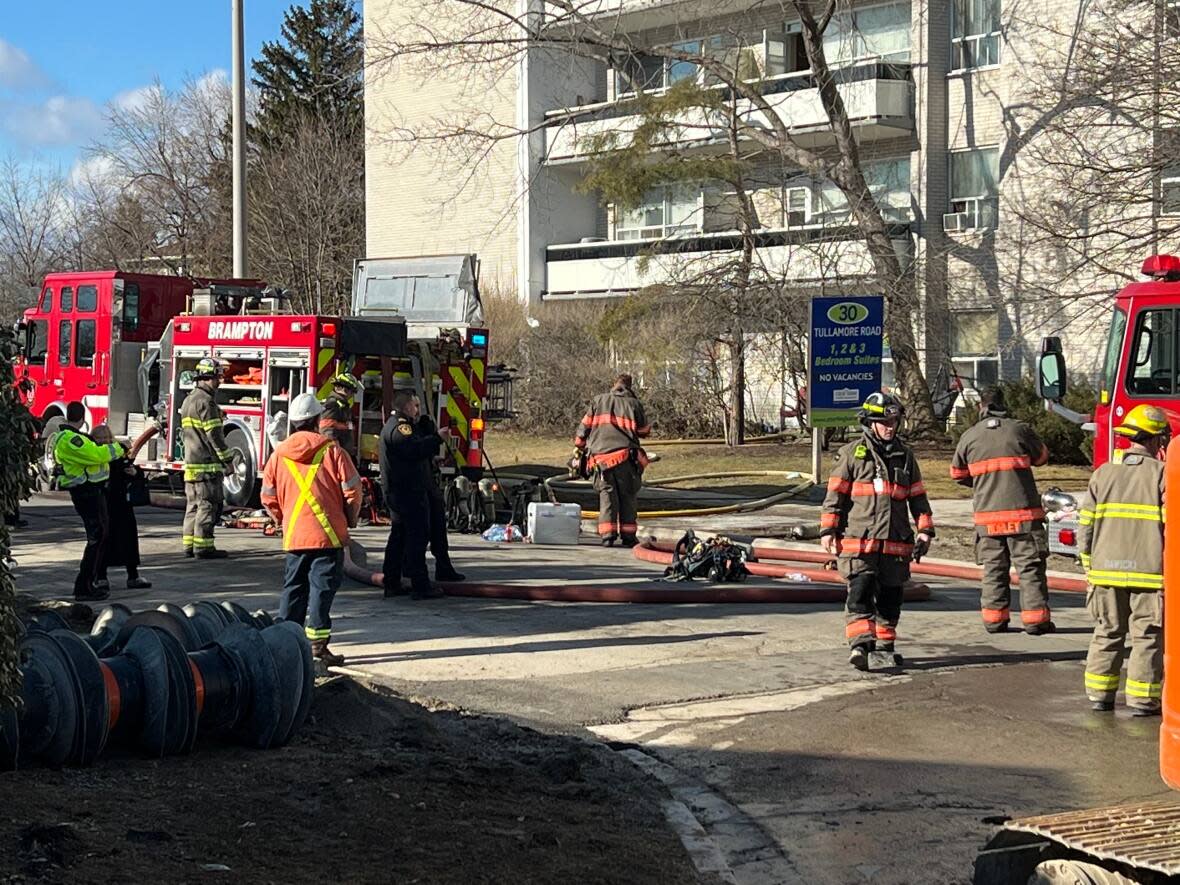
[820,392,934,671]
[950,386,1053,634]
[319,373,362,457]
[1078,405,1167,715]
[574,374,651,547]
[51,402,124,602]
[380,390,445,599]
[181,357,235,559]
[261,393,362,667]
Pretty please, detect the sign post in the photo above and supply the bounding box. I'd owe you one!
[807,295,885,483]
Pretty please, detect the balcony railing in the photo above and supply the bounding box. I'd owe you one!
[543,63,913,162]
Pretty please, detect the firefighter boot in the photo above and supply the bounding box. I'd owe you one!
[985,620,1009,634]
[310,640,345,667]
[1090,699,1115,712]
[196,548,230,560]
[1025,621,1057,636]
[1130,701,1162,718]
[849,641,873,672]
[620,535,639,548]
[600,534,617,547]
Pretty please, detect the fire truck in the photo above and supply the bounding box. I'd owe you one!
[16,256,510,523]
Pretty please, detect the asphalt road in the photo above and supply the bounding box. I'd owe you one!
[13,494,1166,885]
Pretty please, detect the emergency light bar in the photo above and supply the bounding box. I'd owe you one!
[1142,254,1180,280]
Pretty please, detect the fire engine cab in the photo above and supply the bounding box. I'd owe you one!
[17,256,510,522]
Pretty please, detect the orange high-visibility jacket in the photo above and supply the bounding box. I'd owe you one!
[261,431,362,551]
[950,414,1048,535]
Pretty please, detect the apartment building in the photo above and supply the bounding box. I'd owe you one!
[365,0,1141,403]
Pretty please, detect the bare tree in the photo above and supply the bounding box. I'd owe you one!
[368,0,938,431]
[0,158,65,320]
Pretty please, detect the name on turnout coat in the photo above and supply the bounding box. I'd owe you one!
[261,431,362,551]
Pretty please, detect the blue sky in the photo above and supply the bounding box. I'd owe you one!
[0,0,301,169]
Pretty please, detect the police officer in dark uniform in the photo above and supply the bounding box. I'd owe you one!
[380,390,444,600]
[416,411,466,582]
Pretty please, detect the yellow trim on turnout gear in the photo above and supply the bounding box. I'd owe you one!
[1085,568,1164,589]
[1085,671,1121,691]
[305,626,331,640]
[1126,679,1163,699]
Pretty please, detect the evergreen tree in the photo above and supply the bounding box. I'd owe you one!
[251,0,362,145]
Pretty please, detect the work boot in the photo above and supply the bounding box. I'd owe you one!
[383,580,409,599]
[1025,621,1056,636]
[92,578,110,591]
[620,535,639,548]
[196,548,230,560]
[984,621,1009,634]
[435,566,466,582]
[1130,702,1162,718]
[126,577,152,589]
[184,547,194,559]
[310,640,345,667]
[848,644,871,672]
[410,584,446,600]
[600,534,617,547]
[75,586,110,602]
[1090,699,1115,712]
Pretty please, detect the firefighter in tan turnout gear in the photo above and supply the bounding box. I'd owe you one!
[181,357,235,559]
[1079,404,1167,716]
[950,386,1053,634]
[574,374,651,547]
[821,392,935,671]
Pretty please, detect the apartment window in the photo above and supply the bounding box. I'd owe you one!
[766,24,808,76]
[1162,165,1180,215]
[615,53,664,94]
[951,310,1000,389]
[615,37,727,95]
[1127,308,1177,396]
[948,148,999,231]
[784,186,812,227]
[817,157,912,224]
[823,2,912,66]
[615,185,701,240]
[951,0,1001,71]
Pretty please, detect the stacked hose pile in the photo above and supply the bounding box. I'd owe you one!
[0,600,313,772]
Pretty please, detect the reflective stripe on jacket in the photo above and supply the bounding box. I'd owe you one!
[574,387,650,468]
[820,433,934,557]
[261,431,362,550]
[950,414,1048,535]
[52,428,122,487]
[1077,444,1165,589]
[180,386,232,481]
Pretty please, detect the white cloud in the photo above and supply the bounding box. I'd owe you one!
[2,95,105,147]
[68,154,116,189]
[0,38,50,93]
[112,82,162,114]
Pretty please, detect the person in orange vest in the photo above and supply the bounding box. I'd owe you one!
[261,392,362,666]
[950,386,1053,634]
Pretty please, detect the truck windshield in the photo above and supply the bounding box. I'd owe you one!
[1101,306,1127,401]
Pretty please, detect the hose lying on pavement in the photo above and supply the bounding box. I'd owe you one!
[343,540,929,604]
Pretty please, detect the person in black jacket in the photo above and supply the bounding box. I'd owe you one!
[92,425,151,589]
[380,391,444,600]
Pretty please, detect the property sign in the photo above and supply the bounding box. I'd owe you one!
[808,295,885,427]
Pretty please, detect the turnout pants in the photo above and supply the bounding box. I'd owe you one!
[70,485,109,597]
[594,458,642,540]
[1084,585,1163,709]
[838,552,910,649]
[974,527,1050,627]
[280,548,344,642]
[183,477,224,553]
[383,490,431,594]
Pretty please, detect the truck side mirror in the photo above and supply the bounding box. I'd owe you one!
[1039,351,1067,402]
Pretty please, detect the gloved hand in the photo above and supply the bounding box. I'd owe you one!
[912,532,932,562]
[820,534,841,556]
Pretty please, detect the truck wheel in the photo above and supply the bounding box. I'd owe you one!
[222,427,257,508]
[1028,859,1137,884]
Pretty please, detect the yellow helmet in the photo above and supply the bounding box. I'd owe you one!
[1115,404,1170,440]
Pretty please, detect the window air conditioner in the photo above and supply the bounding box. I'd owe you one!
[943,212,970,232]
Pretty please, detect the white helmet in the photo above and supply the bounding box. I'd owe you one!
[289,392,324,423]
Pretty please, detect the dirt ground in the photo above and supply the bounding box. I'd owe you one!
[1,678,702,885]
[485,432,1093,500]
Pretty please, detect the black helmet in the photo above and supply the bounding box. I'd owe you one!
[858,391,904,428]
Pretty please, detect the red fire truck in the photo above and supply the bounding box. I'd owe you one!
[16,256,508,521]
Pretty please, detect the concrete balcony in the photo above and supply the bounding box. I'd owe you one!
[543,224,912,298]
[543,64,913,164]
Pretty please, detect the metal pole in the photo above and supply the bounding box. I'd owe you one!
[232,0,248,278]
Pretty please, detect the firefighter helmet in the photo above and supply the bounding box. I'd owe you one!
[193,357,225,380]
[858,391,904,427]
[1115,404,1170,441]
[331,373,362,394]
